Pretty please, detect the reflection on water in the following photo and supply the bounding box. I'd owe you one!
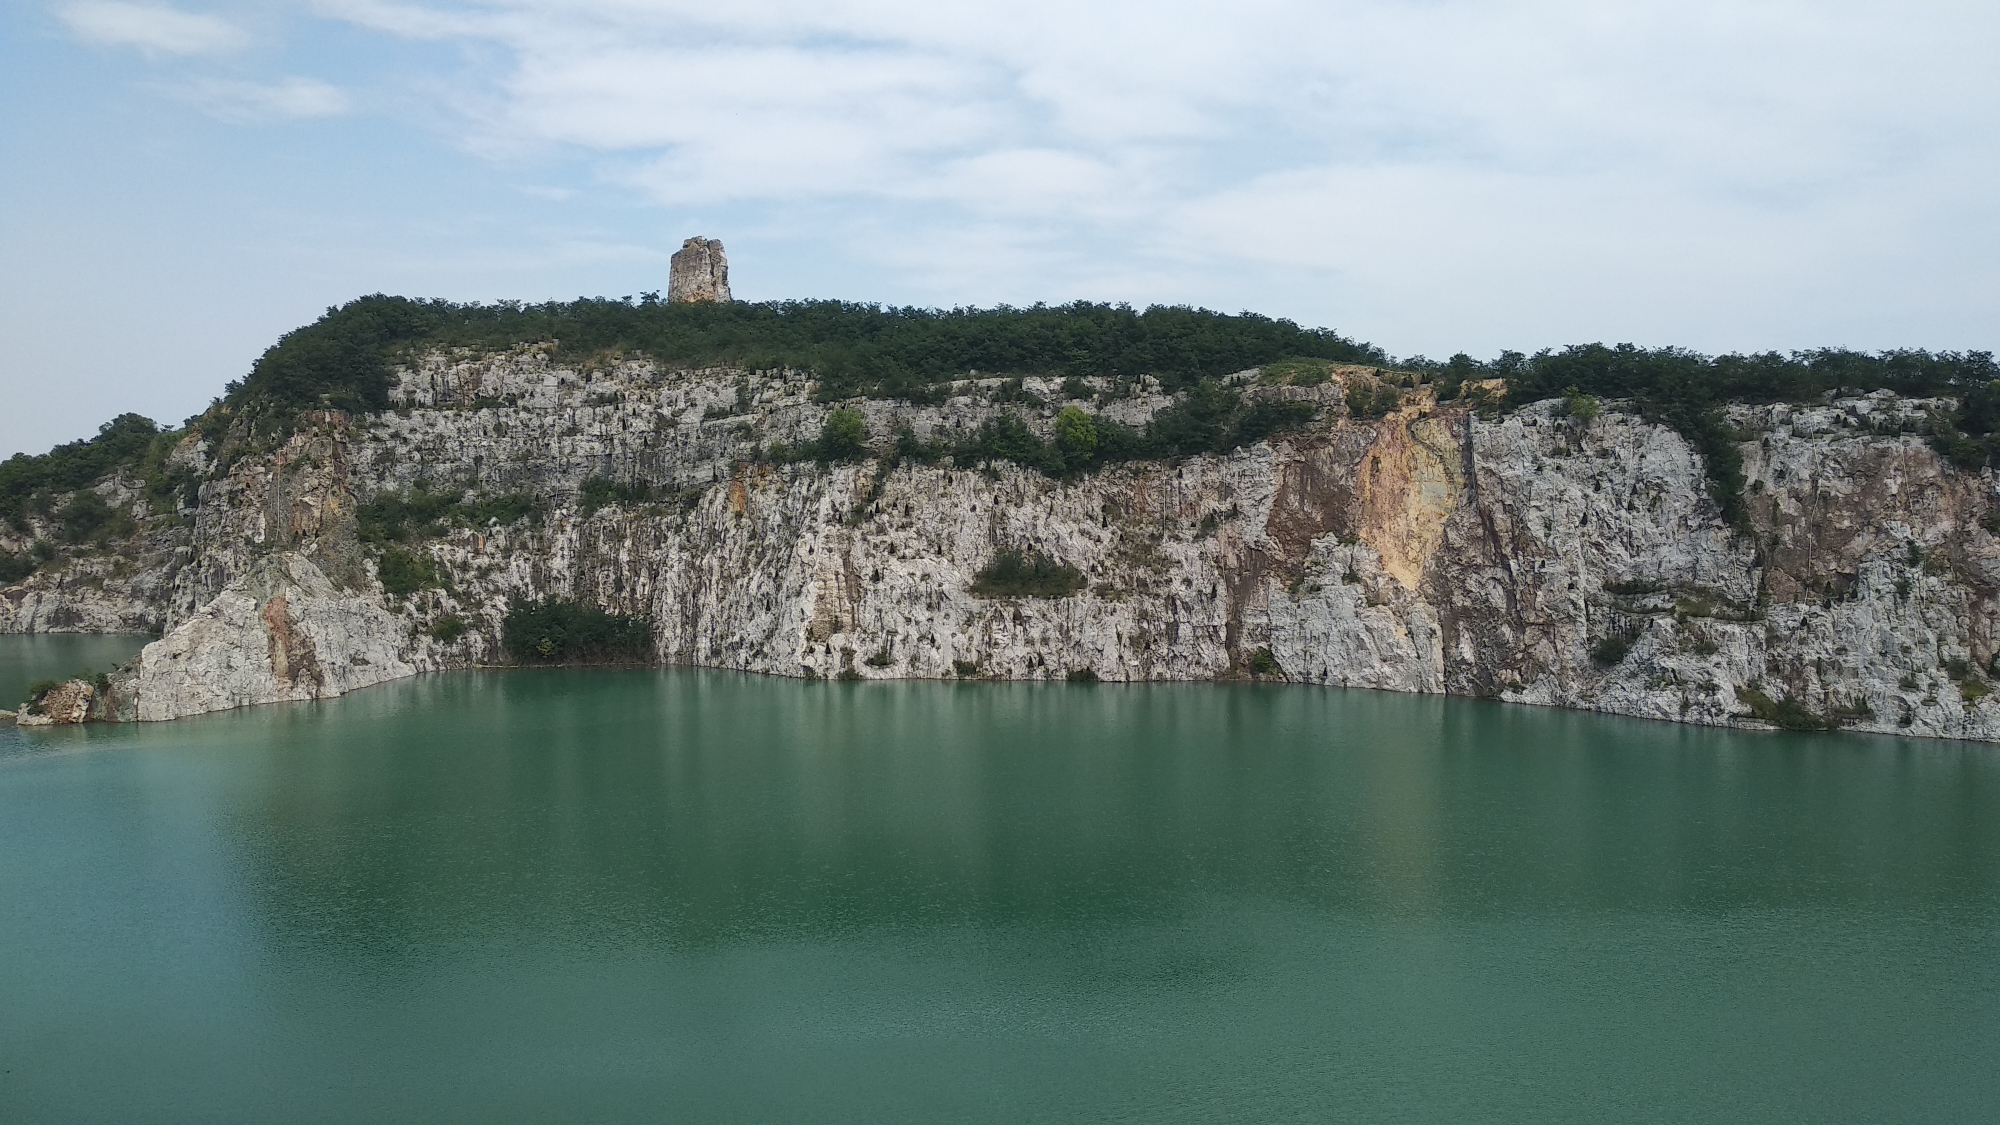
[2,666,1998,1123]
[0,632,149,713]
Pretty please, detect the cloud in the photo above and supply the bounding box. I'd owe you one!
[309,0,2000,351]
[178,76,352,122]
[59,0,250,56]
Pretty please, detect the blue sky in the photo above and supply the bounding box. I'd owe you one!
[4,0,1997,456]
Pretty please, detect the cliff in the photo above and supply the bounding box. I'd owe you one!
[9,350,2000,741]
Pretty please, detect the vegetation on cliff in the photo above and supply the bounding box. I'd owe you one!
[859,381,1317,477]
[219,295,1385,423]
[969,550,1086,598]
[357,486,542,542]
[0,414,198,585]
[1432,344,2000,528]
[502,600,653,664]
[0,414,175,527]
[11,295,1996,573]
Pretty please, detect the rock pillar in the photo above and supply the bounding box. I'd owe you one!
[668,237,730,303]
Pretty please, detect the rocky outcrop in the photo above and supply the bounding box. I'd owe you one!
[9,351,2000,742]
[668,238,729,304]
[127,552,421,721]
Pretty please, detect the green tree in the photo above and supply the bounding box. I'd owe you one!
[1055,406,1098,464]
[818,408,869,462]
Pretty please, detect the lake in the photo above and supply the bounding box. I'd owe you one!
[0,632,149,713]
[2,649,1997,1122]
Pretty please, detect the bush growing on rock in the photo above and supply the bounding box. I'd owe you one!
[359,487,541,542]
[578,476,653,514]
[1345,378,1397,419]
[1590,636,1631,666]
[375,547,441,596]
[56,492,114,543]
[1736,685,1837,731]
[969,550,1084,599]
[1055,406,1097,464]
[502,600,652,664]
[24,680,60,713]
[818,409,869,462]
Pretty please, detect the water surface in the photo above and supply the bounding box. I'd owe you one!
[3,657,1997,1122]
[0,632,148,711]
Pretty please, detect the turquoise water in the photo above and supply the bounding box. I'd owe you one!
[2,657,1997,1122]
[0,633,148,712]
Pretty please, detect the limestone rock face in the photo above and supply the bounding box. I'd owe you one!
[127,553,423,722]
[12,352,2000,743]
[667,237,729,303]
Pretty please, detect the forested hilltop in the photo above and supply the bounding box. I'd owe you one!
[3,295,1997,584]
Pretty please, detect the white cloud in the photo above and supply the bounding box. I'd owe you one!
[310,0,2000,352]
[179,76,352,122]
[59,1,250,56]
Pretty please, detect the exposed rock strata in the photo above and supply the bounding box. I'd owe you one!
[7,354,2000,742]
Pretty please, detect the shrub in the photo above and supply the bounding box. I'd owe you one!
[864,647,894,668]
[818,408,869,462]
[969,549,1085,598]
[1245,648,1282,678]
[501,600,652,664]
[1346,377,1397,419]
[376,547,441,596]
[951,659,980,678]
[1736,685,1836,731]
[1603,579,1660,596]
[1590,636,1631,666]
[1228,400,1316,447]
[57,491,114,542]
[1261,358,1335,386]
[429,615,468,643]
[359,486,540,542]
[1065,668,1100,683]
[1055,406,1098,465]
[1562,385,1601,423]
[579,476,652,514]
[0,550,33,584]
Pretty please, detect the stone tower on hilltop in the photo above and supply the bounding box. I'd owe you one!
[668,237,730,303]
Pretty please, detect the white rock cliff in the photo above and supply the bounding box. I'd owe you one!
[8,353,2000,741]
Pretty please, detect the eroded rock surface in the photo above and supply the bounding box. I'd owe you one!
[667,238,730,304]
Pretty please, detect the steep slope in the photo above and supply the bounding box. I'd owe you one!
[9,350,2000,742]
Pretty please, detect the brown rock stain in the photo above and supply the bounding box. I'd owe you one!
[1354,411,1468,592]
[260,594,324,691]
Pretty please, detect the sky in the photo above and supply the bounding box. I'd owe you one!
[3,0,1997,457]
